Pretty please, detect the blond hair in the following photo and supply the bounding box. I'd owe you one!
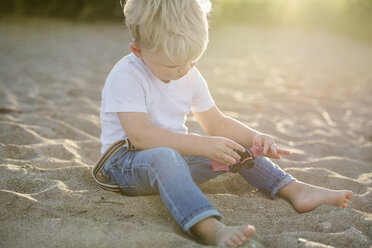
[123,0,211,65]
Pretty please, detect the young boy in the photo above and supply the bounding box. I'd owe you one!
[100,0,353,246]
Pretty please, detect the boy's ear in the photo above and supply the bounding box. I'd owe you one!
[130,43,143,58]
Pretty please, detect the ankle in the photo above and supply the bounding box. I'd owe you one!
[277,181,302,200]
[190,217,224,245]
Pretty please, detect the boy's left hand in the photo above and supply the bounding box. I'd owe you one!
[252,133,290,159]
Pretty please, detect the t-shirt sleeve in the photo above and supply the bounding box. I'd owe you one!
[191,67,215,112]
[101,69,147,113]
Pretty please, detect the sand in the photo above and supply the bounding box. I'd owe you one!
[0,19,371,247]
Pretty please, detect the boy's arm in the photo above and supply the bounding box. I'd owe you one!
[193,106,258,147]
[118,112,245,165]
[193,106,290,159]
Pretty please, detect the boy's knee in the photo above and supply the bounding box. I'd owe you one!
[148,147,186,170]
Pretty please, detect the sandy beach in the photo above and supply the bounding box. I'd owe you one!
[0,19,371,247]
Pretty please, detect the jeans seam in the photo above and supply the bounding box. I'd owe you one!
[110,148,129,169]
[254,164,276,180]
[147,164,183,220]
[123,163,152,193]
[185,158,210,165]
[110,150,151,193]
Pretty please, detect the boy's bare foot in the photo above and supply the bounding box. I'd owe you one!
[214,225,255,247]
[191,217,255,247]
[278,181,353,213]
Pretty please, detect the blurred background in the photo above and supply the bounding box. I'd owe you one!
[1,0,372,42]
[1,2,372,247]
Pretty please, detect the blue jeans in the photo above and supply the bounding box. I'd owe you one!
[101,146,295,234]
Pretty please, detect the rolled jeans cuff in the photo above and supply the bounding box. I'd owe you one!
[183,208,223,235]
[270,175,296,199]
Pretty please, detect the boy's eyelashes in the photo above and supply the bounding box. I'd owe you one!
[164,61,197,69]
[165,65,179,69]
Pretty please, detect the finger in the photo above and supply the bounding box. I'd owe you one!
[253,135,263,147]
[228,149,241,162]
[226,140,245,153]
[277,148,291,156]
[270,143,278,157]
[221,153,237,166]
[263,140,271,155]
[270,154,281,159]
[266,150,281,159]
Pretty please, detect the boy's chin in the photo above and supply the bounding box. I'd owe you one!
[158,74,185,83]
[160,77,180,83]
[159,78,172,83]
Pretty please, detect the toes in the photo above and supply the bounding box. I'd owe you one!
[242,225,255,238]
[346,191,353,200]
[230,234,242,246]
[236,231,247,243]
[218,226,255,247]
[341,191,353,208]
[225,239,238,247]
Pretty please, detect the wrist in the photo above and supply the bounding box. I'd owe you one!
[199,135,209,157]
[251,132,262,144]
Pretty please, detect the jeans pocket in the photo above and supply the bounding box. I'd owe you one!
[101,147,128,184]
[109,147,129,169]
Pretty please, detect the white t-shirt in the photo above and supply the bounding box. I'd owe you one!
[100,53,215,153]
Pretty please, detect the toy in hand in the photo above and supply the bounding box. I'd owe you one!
[210,141,267,172]
[210,141,290,172]
[230,147,255,173]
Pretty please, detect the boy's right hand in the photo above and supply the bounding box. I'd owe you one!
[203,136,245,166]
